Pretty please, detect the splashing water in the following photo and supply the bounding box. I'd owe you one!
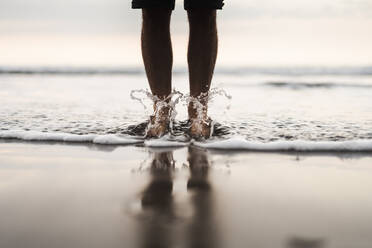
[182,88,232,136]
[130,89,156,111]
[130,87,233,138]
[130,89,184,136]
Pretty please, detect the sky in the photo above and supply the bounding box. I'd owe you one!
[0,0,371,66]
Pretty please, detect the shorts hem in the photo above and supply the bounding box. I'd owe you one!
[132,0,224,10]
[184,5,224,10]
[132,1,175,10]
[184,1,224,10]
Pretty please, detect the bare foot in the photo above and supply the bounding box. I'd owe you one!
[145,103,170,138]
[188,97,212,139]
[189,118,212,139]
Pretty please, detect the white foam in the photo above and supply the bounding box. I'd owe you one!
[194,136,372,152]
[93,134,141,145]
[144,139,188,148]
[0,130,141,145]
[2,131,372,151]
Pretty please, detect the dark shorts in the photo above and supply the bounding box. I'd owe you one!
[132,0,224,10]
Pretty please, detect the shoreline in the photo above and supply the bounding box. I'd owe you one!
[2,138,372,158]
[2,134,372,153]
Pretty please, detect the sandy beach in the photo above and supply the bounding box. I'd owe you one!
[1,141,372,248]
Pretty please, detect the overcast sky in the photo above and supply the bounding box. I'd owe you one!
[1,0,371,66]
[1,0,371,33]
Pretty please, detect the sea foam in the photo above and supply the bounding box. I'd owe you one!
[145,139,188,148]
[1,131,372,151]
[0,130,141,145]
[194,136,372,152]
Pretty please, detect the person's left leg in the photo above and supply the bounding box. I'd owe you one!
[187,9,218,138]
[141,9,173,138]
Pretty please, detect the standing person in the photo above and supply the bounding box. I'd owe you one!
[132,0,224,139]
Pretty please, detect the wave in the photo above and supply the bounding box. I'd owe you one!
[0,66,144,75]
[264,81,372,89]
[1,66,372,76]
[217,66,372,76]
[1,130,372,152]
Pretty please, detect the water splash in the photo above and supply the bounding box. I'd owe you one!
[183,87,232,115]
[129,87,232,138]
[130,89,155,111]
[182,88,232,137]
[208,87,232,102]
[130,89,184,136]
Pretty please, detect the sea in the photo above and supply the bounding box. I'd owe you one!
[1,65,372,151]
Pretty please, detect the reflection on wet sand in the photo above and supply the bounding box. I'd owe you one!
[139,152,176,248]
[186,146,219,248]
[287,237,325,248]
[137,147,219,248]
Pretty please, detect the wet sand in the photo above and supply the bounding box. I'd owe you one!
[1,141,372,248]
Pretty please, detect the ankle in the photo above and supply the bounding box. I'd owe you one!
[188,101,208,121]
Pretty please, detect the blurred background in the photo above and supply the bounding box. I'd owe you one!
[1,0,371,67]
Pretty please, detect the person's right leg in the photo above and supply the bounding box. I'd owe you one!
[141,9,173,137]
[142,9,173,100]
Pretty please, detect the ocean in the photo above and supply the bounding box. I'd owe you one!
[1,66,372,151]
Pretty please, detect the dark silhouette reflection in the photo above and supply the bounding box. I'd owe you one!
[137,147,219,248]
[186,146,219,248]
[287,237,325,248]
[139,151,176,248]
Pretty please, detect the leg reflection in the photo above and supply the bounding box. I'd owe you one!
[139,151,175,248]
[187,146,220,248]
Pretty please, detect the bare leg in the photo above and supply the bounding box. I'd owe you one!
[141,9,173,137]
[187,9,218,138]
[142,9,172,99]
